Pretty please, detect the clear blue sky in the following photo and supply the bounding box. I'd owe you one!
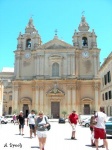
[0,0,112,71]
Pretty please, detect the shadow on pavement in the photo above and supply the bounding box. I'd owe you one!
[85,145,93,147]
[23,137,32,138]
[64,138,77,140]
[86,144,107,148]
[15,134,23,136]
[31,146,40,148]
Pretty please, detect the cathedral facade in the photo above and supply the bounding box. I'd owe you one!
[1,16,101,117]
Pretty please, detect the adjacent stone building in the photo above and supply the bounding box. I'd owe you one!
[0,15,101,117]
[0,68,14,115]
[0,82,3,116]
[99,52,112,115]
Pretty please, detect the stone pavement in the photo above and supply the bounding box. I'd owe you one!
[0,121,112,150]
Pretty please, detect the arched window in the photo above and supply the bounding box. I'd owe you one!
[82,37,88,46]
[52,63,59,77]
[26,39,31,48]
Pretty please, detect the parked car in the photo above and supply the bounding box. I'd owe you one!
[81,117,91,127]
[106,116,112,122]
[58,118,65,123]
[79,115,92,125]
[81,116,112,128]
[105,116,112,135]
[4,115,14,123]
[105,122,112,135]
[0,116,8,124]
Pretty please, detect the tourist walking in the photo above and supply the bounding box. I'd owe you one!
[18,111,25,135]
[68,110,79,139]
[13,114,16,125]
[27,110,36,138]
[94,107,109,150]
[35,111,49,150]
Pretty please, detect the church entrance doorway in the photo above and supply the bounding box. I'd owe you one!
[84,104,90,114]
[51,102,60,118]
[23,104,29,118]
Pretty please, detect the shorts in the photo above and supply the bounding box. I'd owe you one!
[90,126,93,131]
[19,124,24,129]
[37,131,47,138]
[94,127,106,139]
[71,124,76,131]
[29,124,35,130]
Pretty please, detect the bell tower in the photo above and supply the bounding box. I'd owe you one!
[17,17,42,51]
[14,18,42,79]
[72,15,97,49]
[72,15,100,79]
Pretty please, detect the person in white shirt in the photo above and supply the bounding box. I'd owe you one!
[27,110,36,138]
[94,107,109,150]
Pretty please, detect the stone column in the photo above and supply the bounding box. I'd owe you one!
[67,85,72,114]
[35,85,39,111]
[76,83,81,113]
[93,83,99,111]
[93,54,97,78]
[40,55,44,75]
[45,56,49,76]
[32,86,35,109]
[63,57,66,76]
[71,55,75,75]
[34,55,37,76]
[37,55,40,76]
[12,85,20,113]
[16,56,20,78]
[75,52,79,77]
[71,85,76,110]
[67,55,71,75]
[39,86,44,111]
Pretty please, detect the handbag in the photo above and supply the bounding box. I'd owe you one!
[44,117,51,131]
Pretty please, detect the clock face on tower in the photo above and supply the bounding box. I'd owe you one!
[82,51,89,58]
[24,52,31,59]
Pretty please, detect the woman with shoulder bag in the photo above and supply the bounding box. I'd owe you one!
[35,111,49,150]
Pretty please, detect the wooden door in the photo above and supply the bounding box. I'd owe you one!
[51,102,60,118]
[84,104,90,114]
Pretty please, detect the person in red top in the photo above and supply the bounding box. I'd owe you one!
[68,110,78,139]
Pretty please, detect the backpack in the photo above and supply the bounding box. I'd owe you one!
[90,115,97,126]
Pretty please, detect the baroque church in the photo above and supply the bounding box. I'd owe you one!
[0,15,101,118]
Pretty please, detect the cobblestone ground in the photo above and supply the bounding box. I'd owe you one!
[0,121,112,150]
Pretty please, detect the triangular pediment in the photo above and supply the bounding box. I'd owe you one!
[40,37,73,49]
